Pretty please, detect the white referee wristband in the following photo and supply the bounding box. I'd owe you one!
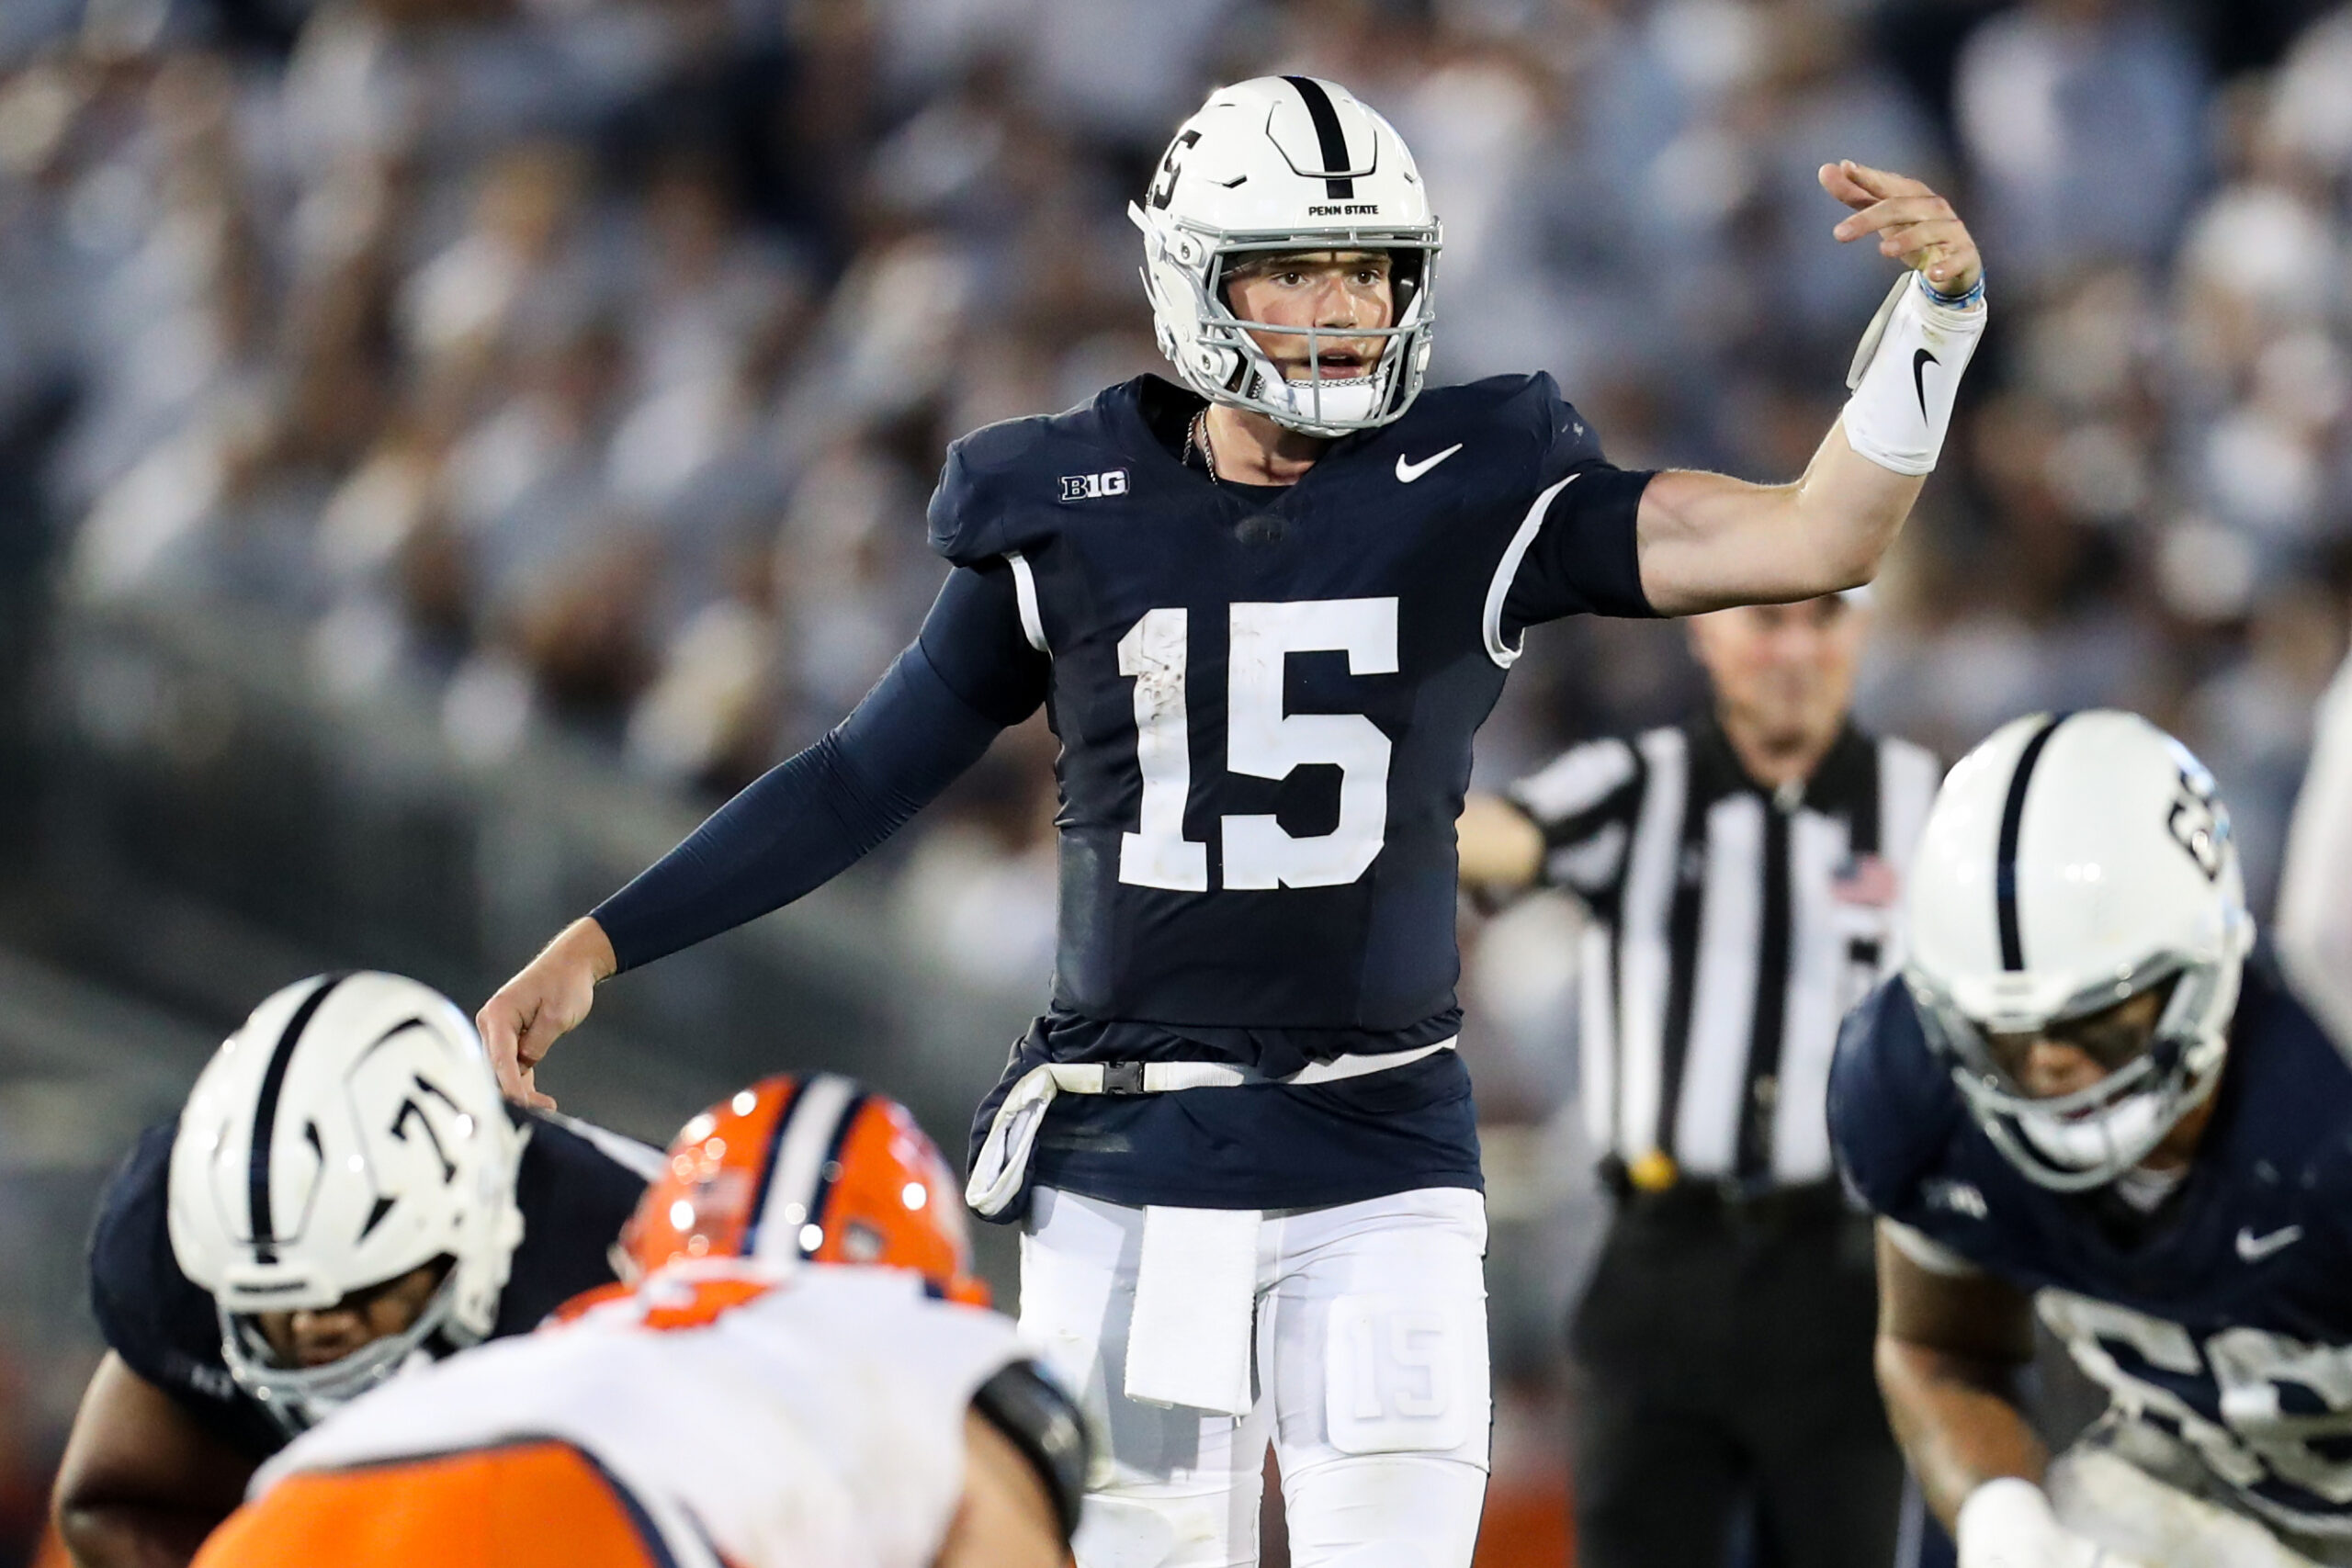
[1839,272,1987,477]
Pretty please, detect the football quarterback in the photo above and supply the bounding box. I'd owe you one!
[481,75,1986,1566]
[189,1080,1085,1568]
[1831,711,2352,1568]
[51,973,655,1568]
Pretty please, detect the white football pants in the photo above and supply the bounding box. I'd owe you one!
[1018,1186,1492,1568]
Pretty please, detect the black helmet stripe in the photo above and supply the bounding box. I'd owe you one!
[1282,76,1356,200]
[739,1076,810,1259]
[1996,716,2069,972]
[797,1091,871,1258]
[247,973,352,1263]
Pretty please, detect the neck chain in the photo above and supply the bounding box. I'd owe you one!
[1185,409,1221,486]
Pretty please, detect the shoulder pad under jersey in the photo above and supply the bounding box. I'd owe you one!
[1405,371,1606,489]
[495,1109,652,1333]
[927,389,1139,568]
[1826,976,1966,1216]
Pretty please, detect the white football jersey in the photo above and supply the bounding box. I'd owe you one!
[248,1262,1031,1568]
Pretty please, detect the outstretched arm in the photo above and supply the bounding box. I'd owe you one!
[1637,162,1986,616]
[478,564,1048,1105]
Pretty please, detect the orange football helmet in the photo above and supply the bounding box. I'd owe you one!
[622,1074,989,1306]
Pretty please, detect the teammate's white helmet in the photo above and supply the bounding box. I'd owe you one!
[1129,75,1442,437]
[1905,712,2255,1190]
[168,972,526,1432]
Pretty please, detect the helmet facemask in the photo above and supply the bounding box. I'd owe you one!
[219,1258,477,1437]
[1910,953,2235,1192]
[1135,215,1441,438]
[1178,231,1440,436]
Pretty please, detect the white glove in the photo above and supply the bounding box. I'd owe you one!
[1959,1478,2154,1568]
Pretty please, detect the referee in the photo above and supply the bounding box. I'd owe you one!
[1460,591,1939,1568]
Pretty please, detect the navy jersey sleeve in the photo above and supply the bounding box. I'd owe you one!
[87,1123,286,1459]
[1826,977,1965,1217]
[592,563,1048,973]
[1499,387,1656,632]
[492,1111,650,1331]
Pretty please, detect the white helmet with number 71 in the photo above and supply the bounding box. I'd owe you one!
[1904,711,2256,1190]
[1129,75,1442,438]
[167,972,527,1432]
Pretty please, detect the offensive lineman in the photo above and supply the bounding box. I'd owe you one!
[1831,710,2352,1568]
[191,1077,1086,1568]
[51,973,654,1568]
[478,76,1988,1566]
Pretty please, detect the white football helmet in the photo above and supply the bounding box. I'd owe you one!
[168,972,526,1433]
[1905,712,2255,1190]
[1130,75,1442,437]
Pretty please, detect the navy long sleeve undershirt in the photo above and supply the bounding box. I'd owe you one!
[592,563,1049,974]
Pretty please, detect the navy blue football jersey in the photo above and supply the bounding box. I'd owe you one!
[88,1109,653,1458]
[1830,962,2352,1537]
[937,373,1653,1213]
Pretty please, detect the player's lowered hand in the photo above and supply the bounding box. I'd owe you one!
[476,917,616,1110]
[1820,158,1984,299]
[1958,1479,2155,1568]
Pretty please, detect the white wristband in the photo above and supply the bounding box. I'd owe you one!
[1957,1477,2131,1568]
[1838,272,1987,476]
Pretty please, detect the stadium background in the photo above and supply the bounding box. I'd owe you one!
[0,0,2345,1559]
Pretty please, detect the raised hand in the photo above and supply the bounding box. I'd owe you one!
[1820,159,1983,298]
[475,918,616,1109]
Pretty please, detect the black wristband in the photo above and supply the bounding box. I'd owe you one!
[970,1359,1091,1543]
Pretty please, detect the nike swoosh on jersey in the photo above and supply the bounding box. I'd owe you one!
[1395,445,1464,483]
[1912,348,1939,420]
[2236,1224,2303,1262]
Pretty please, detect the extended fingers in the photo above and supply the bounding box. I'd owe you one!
[1838,160,1929,200]
[1873,217,1972,258]
[1835,193,1954,241]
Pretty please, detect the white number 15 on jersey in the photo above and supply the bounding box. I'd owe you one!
[1117,598,1396,892]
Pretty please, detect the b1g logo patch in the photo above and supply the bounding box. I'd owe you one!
[1059,468,1129,502]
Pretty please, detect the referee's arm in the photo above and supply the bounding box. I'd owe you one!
[1458,795,1544,891]
[1459,736,1645,897]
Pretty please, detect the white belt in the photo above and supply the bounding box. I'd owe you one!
[964,1037,1458,1219]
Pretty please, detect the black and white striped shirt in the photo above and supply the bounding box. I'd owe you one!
[1507,716,1940,1188]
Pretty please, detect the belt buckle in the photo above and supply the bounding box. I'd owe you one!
[1102,1062,1147,1095]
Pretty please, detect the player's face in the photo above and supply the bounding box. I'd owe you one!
[1986,982,2174,1099]
[254,1259,448,1369]
[1222,251,1394,382]
[1687,596,1866,750]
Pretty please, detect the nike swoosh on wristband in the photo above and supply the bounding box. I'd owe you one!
[2237,1224,2302,1262]
[1912,347,1939,420]
[1396,445,1464,483]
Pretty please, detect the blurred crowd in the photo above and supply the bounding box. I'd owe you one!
[0,0,2347,946]
[0,0,2349,1559]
